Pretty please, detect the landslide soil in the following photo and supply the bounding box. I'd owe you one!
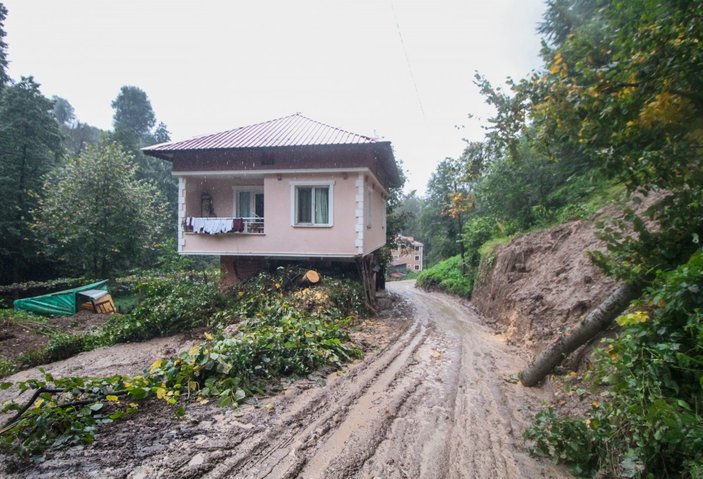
[0,282,568,479]
[471,196,660,360]
[0,311,112,365]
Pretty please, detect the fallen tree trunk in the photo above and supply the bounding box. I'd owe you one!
[520,283,640,387]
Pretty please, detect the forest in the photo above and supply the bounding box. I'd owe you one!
[0,1,183,285]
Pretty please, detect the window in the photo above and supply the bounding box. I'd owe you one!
[291,180,334,226]
[415,246,420,251]
[415,255,420,261]
[233,188,264,218]
[414,265,420,271]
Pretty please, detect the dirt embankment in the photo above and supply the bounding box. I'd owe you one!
[472,192,663,362]
[471,212,621,359]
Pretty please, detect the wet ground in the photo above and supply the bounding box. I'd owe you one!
[1,281,569,478]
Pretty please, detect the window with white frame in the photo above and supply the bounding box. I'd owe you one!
[291,180,334,226]
[233,188,264,218]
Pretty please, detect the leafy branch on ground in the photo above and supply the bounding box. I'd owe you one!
[0,269,365,457]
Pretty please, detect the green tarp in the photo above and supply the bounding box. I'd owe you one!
[13,280,109,316]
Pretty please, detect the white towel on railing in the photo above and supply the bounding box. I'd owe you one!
[190,217,234,234]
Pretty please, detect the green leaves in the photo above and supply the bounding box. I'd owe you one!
[32,142,168,277]
[0,271,365,458]
[527,249,703,477]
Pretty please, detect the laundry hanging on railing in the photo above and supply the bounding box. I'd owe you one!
[189,217,235,235]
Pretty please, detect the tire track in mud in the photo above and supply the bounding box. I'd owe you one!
[202,317,430,478]
[208,282,566,479]
[4,282,569,478]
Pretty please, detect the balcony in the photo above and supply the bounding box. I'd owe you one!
[184,217,265,235]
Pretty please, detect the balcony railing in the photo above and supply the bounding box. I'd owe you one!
[184,217,264,235]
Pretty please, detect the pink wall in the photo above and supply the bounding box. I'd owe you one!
[363,176,387,253]
[182,172,361,257]
[185,177,265,217]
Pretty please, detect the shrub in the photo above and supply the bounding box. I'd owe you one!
[525,248,703,478]
[416,255,474,297]
[0,271,366,456]
[104,276,227,343]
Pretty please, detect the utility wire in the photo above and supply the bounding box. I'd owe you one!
[390,0,426,120]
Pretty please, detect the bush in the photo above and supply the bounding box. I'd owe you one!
[416,255,474,297]
[0,271,366,456]
[104,276,227,343]
[0,277,97,300]
[525,248,703,478]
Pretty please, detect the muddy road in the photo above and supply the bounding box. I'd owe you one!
[2,281,567,478]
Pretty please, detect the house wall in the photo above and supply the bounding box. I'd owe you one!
[362,175,387,254]
[181,171,361,257]
[391,239,424,272]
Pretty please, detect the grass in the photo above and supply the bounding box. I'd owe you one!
[416,255,474,298]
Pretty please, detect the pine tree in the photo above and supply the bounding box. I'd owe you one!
[0,77,62,283]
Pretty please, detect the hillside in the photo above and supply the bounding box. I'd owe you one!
[471,216,617,359]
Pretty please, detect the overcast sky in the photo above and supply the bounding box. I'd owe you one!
[4,0,546,194]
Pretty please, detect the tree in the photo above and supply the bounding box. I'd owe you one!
[0,2,9,91]
[420,156,475,267]
[110,86,176,224]
[33,142,167,277]
[111,85,156,153]
[52,96,75,127]
[0,77,62,283]
[530,0,703,279]
[51,96,103,157]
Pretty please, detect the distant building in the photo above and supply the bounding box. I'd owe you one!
[391,235,424,273]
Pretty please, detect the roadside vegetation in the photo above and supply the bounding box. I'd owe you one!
[0,268,366,457]
[405,0,703,476]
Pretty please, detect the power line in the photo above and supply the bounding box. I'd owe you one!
[390,0,426,120]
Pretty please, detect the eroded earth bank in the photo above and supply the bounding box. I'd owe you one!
[1,281,568,478]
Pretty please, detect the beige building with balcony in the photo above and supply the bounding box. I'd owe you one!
[391,235,424,273]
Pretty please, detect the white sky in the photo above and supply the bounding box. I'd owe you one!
[4,0,545,194]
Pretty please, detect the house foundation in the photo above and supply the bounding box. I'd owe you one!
[220,256,267,288]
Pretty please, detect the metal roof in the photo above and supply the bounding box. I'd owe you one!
[143,113,382,152]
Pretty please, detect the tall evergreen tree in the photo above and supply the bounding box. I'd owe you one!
[111,85,156,155]
[0,77,62,283]
[110,86,176,223]
[0,2,9,90]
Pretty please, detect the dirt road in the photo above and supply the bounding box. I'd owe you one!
[2,281,567,478]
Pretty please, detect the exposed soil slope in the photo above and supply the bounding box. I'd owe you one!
[471,217,618,359]
[0,311,111,365]
[1,282,567,478]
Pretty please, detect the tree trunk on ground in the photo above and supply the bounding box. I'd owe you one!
[520,283,640,387]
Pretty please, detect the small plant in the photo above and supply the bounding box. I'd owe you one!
[0,356,16,378]
[416,255,474,297]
